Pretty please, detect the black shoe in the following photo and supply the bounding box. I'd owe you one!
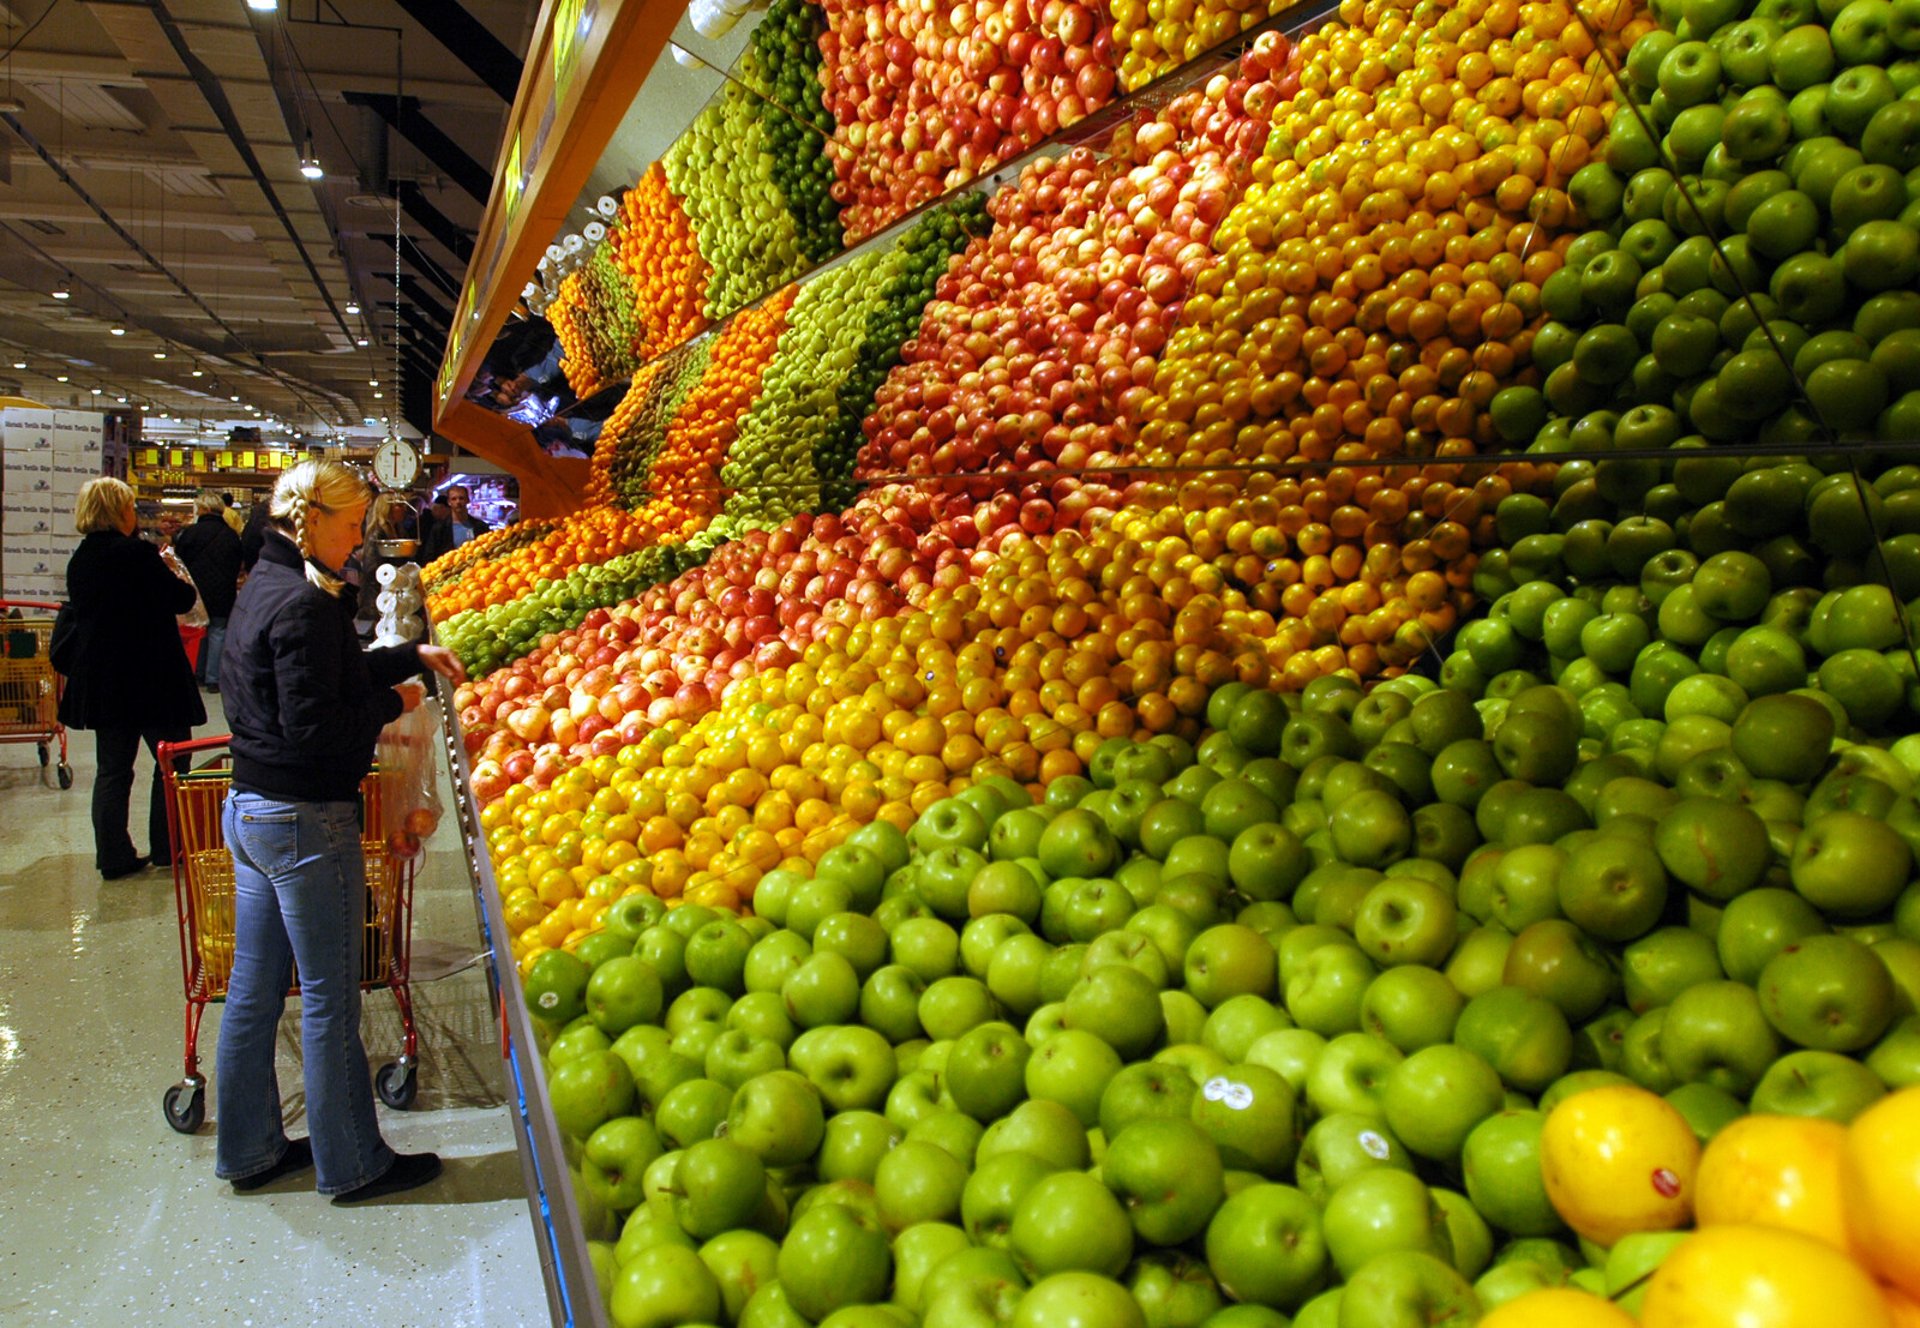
[101,857,149,881]
[150,856,174,869]
[331,1152,442,1205]
[232,1138,313,1192]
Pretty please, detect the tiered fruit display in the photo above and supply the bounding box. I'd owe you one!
[430,0,1920,1317]
[667,0,844,318]
[1108,0,1302,91]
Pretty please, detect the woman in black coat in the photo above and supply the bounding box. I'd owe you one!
[59,477,206,878]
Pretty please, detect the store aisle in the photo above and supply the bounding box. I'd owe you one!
[0,695,551,1326]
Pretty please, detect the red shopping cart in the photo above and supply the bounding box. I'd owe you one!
[156,735,420,1133]
[0,601,73,788]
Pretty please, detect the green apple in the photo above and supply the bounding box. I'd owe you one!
[1462,1110,1564,1238]
[670,1136,767,1240]
[1322,1170,1453,1279]
[1453,985,1575,1094]
[612,1242,722,1328]
[1010,1271,1146,1328]
[1360,967,1465,1053]
[1791,810,1914,917]
[1296,1113,1415,1204]
[1100,1062,1199,1142]
[1717,887,1831,984]
[1748,1048,1889,1121]
[728,1069,826,1167]
[1336,1250,1480,1328]
[1102,1118,1226,1247]
[1504,919,1620,1025]
[1555,834,1670,943]
[1625,928,1726,1013]
[1758,934,1898,1050]
[1380,1045,1504,1163]
[1305,1032,1404,1122]
[977,1098,1091,1172]
[654,1076,734,1148]
[1660,979,1783,1095]
[1203,995,1295,1063]
[1204,1183,1331,1311]
[779,1202,893,1322]
[1009,1170,1133,1279]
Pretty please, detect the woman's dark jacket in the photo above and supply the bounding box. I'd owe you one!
[58,530,207,732]
[171,512,244,620]
[221,531,422,803]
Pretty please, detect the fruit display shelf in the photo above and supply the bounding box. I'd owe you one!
[535,0,1316,431]
[421,0,1920,1315]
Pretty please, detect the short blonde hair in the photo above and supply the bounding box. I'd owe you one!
[194,488,226,515]
[270,459,370,596]
[74,477,136,534]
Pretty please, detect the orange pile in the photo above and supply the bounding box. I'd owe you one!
[613,164,710,354]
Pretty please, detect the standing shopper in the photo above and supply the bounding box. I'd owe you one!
[419,485,490,561]
[172,490,243,692]
[214,460,465,1202]
[59,478,207,879]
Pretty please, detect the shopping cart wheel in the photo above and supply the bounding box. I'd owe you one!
[37,742,49,766]
[56,762,73,790]
[163,1081,205,1134]
[376,1061,417,1109]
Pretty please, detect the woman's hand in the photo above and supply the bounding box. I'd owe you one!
[417,644,468,685]
[395,681,426,713]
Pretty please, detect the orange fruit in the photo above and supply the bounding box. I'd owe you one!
[1477,1288,1636,1328]
[1887,1286,1920,1328]
[1541,1085,1701,1246]
[1694,1113,1851,1253]
[1842,1086,1920,1297]
[1640,1224,1893,1328]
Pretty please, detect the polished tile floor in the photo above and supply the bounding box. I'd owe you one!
[0,695,550,1325]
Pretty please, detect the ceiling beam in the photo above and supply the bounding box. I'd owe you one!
[371,272,452,328]
[4,50,509,108]
[342,92,490,203]
[395,180,475,264]
[369,229,459,299]
[388,0,522,102]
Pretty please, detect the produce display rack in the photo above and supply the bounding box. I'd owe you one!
[553,0,1345,430]
[431,666,611,1328]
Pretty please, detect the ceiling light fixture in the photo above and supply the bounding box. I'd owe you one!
[356,337,369,346]
[11,360,24,370]
[191,368,203,377]
[230,394,241,401]
[299,137,323,180]
[51,282,70,300]
[153,351,167,359]
[246,0,276,12]
[345,301,360,315]
[110,326,126,336]
[55,374,68,382]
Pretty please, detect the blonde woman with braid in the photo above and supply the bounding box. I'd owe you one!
[215,460,465,1203]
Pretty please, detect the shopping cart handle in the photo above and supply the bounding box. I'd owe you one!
[158,734,234,765]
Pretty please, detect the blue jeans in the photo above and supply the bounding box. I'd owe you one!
[214,792,394,1194]
[197,616,228,688]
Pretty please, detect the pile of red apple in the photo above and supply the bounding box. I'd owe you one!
[855,34,1291,482]
[813,0,1121,240]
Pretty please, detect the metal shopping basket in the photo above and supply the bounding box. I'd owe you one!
[156,735,420,1134]
[0,601,73,788]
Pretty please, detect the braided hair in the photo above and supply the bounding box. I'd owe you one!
[269,459,368,597]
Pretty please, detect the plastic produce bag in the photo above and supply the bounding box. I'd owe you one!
[162,545,210,629]
[376,696,443,861]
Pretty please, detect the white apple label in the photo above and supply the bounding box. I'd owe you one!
[1202,1076,1255,1110]
[538,991,559,1009]
[1359,1130,1391,1160]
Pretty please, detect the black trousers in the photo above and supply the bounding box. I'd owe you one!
[91,725,190,874]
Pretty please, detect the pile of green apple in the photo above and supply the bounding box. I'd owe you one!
[521,664,1920,1328]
